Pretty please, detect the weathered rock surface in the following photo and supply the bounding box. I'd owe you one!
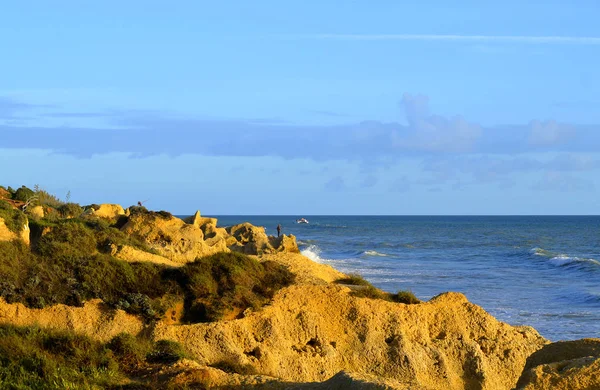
[27,205,45,219]
[120,212,229,263]
[2,202,596,389]
[91,203,126,220]
[164,367,401,389]
[153,284,547,390]
[515,339,600,390]
[228,222,300,255]
[0,216,30,245]
[114,244,182,267]
[0,298,144,342]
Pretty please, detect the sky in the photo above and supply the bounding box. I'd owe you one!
[1,1,600,215]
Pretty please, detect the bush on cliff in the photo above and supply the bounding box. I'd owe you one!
[392,290,420,304]
[335,274,420,304]
[0,324,193,389]
[0,223,295,322]
[0,200,27,233]
[171,252,296,322]
[12,185,35,202]
[0,324,121,389]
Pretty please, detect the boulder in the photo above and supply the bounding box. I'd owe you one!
[27,205,44,219]
[515,339,600,390]
[92,204,126,220]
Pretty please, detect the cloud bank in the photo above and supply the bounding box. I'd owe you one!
[2,94,599,161]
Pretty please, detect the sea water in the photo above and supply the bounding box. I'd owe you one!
[215,216,600,341]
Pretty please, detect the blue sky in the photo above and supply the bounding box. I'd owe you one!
[1,1,600,214]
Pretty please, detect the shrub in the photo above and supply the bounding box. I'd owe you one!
[12,185,35,202]
[173,252,295,323]
[0,201,28,233]
[128,205,148,215]
[334,273,372,286]
[108,333,151,368]
[0,324,121,389]
[34,220,97,262]
[35,188,64,208]
[58,202,83,218]
[335,273,419,303]
[392,290,420,304]
[146,340,187,364]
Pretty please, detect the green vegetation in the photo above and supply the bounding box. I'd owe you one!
[0,201,28,234]
[392,290,420,304]
[173,252,295,322]
[58,202,84,218]
[1,217,295,321]
[0,324,121,389]
[12,185,35,202]
[335,274,420,304]
[0,324,192,389]
[335,273,372,286]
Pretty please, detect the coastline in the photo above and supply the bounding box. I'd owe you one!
[0,199,599,388]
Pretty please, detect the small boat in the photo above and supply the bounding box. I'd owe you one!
[296,218,309,224]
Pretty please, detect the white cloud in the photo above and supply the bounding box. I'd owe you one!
[391,94,481,153]
[528,120,575,146]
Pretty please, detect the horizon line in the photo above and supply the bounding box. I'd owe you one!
[297,33,600,45]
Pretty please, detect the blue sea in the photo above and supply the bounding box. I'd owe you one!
[215,216,600,342]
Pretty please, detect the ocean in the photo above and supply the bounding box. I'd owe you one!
[215,215,600,342]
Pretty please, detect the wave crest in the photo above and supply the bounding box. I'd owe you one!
[363,250,389,257]
[531,247,600,269]
[301,245,325,263]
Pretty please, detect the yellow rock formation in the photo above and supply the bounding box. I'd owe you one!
[93,203,126,219]
[152,285,547,390]
[0,298,144,342]
[515,339,600,390]
[0,216,29,245]
[120,212,229,263]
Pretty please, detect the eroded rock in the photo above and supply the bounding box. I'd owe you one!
[153,286,547,390]
[120,212,229,263]
[515,338,600,390]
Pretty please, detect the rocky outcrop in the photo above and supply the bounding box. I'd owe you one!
[153,285,547,390]
[120,212,229,263]
[228,222,300,255]
[515,339,600,390]
[91,203,126,220]
[0,216,30,245]
[27,205,44,219]
[164,366,401,389]
[0,298,144,342]
[113,244,182,267]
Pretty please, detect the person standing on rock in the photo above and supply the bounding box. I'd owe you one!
[277,224,282,237]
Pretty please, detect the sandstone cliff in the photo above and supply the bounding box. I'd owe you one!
[1,200,598,389]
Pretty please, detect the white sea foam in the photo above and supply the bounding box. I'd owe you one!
[363,250,389,257]
[531,247,553,257]
[301,245,326,263]
[549,255,600,267]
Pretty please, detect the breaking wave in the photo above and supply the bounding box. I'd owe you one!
[363,250,389,257]
[530,247,600,269]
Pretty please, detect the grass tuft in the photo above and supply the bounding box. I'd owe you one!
[335,274,421,304]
